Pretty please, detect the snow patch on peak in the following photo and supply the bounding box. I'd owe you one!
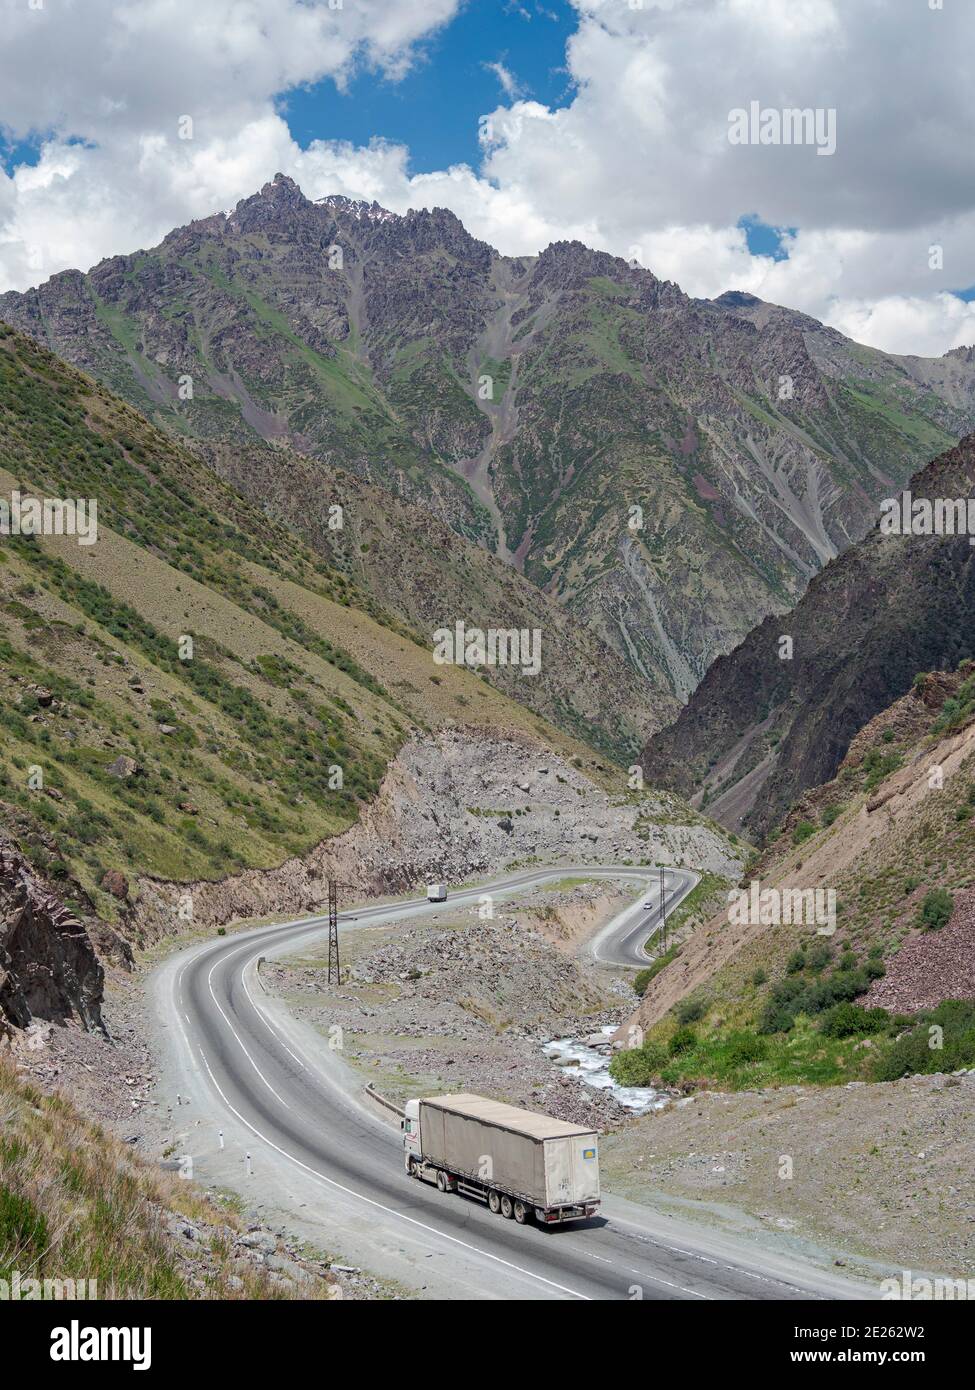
[316,194,398,223]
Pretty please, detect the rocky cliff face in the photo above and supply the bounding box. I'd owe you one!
[640,433,975,838]
[5,174,974,706]
[129,728,743,943]
[0,839,107,1035]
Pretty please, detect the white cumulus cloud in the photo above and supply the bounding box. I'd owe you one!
[1,0,974,356]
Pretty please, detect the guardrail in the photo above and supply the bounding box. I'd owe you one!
[364,1083,405,1120]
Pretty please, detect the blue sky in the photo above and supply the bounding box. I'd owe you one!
[738,216,794,263]
[1,132,45,174]
[287,7,811,283]
[283,0,577,175]
[3,0,975,350]
[0,0,807,287]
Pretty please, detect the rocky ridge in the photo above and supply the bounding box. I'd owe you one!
[0,835,109,1035]
[642,432,975,838]
[5,174,974,706]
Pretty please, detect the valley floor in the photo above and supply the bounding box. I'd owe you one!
[262,880,974,1286]
[263,879,641,1130]
[11,867,975,1296]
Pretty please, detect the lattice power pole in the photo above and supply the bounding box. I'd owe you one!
[327,877,341,985]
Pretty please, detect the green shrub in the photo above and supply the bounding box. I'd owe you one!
[675,994,708,1025]
[871,1000,975,1081]
[723,1032,768,1065]
[862,747,903,791]
[806,942,832,972]
[793,821,816,845]
[609,1041,668,1087]
[820,1003,889,1038]
[918,888,953,930]
[668,1026,697,1056]
[758,1002,796,1034]
[633,946,682,996]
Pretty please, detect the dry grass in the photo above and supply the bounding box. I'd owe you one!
[0,1054,326,1299]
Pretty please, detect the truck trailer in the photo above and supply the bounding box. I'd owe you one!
[402,1093,599,1225]
[426,883,447,902]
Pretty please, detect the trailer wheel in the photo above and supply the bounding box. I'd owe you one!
[513,1201,529,1224]
[488,1190,501,1214]
[500,1194,514,1219]
[436,1169,450,1193]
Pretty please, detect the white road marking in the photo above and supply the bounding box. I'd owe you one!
[240,959,307,1069]
[197,1050,592,1302]
[204,956,297,1114]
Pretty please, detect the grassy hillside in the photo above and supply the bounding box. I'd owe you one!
[616,664,975,1091]
[0,324,613,922]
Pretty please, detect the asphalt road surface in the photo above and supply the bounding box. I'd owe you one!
[153,867,872,1301]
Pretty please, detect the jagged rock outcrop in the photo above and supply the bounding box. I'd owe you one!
[0,842,107,1035]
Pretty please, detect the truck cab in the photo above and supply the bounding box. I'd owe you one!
[402,1099,421,1172]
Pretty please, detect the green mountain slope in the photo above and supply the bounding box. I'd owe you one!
[0,324,619,922]
[623,664,975,1093]
[4,176,975,708]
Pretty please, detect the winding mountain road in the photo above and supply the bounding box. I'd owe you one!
[151,867,870,1302]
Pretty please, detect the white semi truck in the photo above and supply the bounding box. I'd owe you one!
[426,883,447,902]
[402,1092,600,1225]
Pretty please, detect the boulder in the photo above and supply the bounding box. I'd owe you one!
[101,869,129,901]
[107,755,141,779]
[0,842,106,1033]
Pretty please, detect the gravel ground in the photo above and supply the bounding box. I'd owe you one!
[266,885,640,1128]
[866,885,975,1013]
[602,1071,975,1276]
[11,967,156,1131]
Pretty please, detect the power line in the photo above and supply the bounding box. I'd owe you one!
[327,877,341,985]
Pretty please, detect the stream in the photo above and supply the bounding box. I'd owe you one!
[542,1025,669,1115]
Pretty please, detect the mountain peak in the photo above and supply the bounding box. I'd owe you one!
[224,173,310,233]
[269,172,301,194]
[316,193,398,224]
[714,290,763,308]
